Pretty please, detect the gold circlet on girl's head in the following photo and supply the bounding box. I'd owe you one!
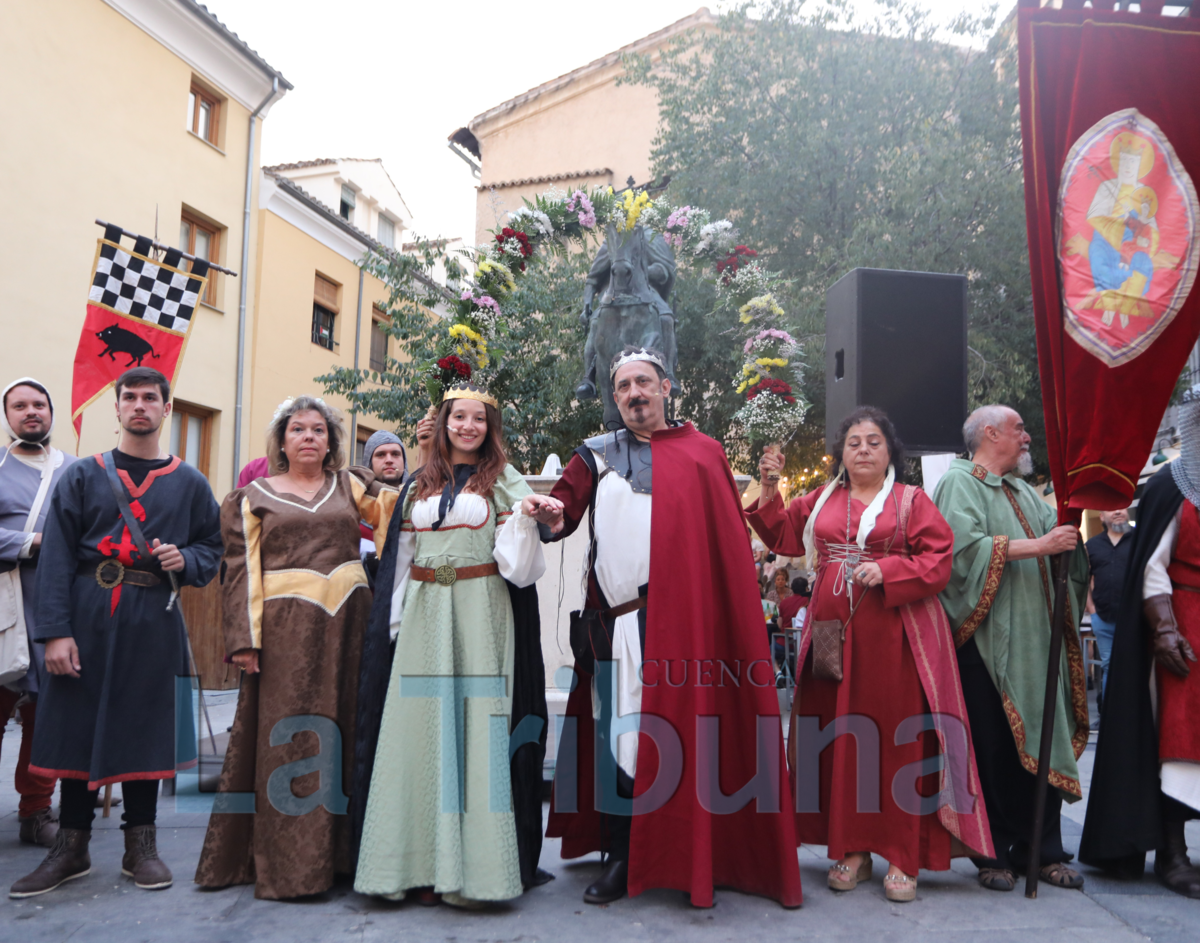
[442,382,498,409]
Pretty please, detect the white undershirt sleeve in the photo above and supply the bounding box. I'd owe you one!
[1144,506,1182,599]
[493,501,546,588]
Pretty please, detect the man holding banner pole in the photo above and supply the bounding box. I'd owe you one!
[9,368,222,898]
[932,405,1089,894]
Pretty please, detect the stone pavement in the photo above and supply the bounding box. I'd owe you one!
[2,691,1198,943]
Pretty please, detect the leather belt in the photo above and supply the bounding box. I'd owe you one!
[1171,581,1200,595]
[411,562,500,586]
[86,560,161,590]
[603,596,647,620]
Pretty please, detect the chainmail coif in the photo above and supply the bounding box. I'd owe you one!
[1172,397,1200,507]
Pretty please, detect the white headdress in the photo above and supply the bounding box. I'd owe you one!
[609,347,666,379]
[1,377,54,443]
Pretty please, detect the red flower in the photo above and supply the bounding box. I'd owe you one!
[746,377,794,402]
[716,246,758,283]
[496,227,532,257]
[437,355,473,379]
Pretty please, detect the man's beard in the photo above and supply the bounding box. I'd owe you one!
[377,471,404,485]
[1109,521,1133,535]
[15,427,49,445]
[123,419,161,437]
[1016,450,1034,477]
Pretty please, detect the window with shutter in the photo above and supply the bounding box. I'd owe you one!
[340,185,356,222]
[179,213,221,306]
[312,275,339,350]
[370,318,388,371]
[378,215,395,248]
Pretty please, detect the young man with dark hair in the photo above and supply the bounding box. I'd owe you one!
[0,378,77,847]
[10,368,222,898]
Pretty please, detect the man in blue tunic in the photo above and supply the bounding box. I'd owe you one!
[0,377,77,847]
[9,367,221,898]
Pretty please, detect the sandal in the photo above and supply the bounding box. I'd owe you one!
[1038,861,1084,889]
[828,854,873,891]
[977,867,1016,892]
[884,870,917,902]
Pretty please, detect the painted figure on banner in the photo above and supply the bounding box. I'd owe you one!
[1058,109,1199,366]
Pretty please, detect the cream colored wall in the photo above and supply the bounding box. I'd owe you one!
[0,0,260,497]
[246,209,402,463]
[472,63,662,246]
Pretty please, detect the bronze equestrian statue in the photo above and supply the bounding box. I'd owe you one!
[577,223,679,427]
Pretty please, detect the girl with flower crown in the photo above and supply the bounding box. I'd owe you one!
[352,382,558,907]
[195,395,399,900]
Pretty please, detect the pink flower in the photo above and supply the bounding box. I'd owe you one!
[666,206,692,231]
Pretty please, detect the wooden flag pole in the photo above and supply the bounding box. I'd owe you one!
[1025,548,1073,898]
[93,219,239,276]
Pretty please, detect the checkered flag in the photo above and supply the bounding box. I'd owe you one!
[88,225,209,332]
[72,222,214,441]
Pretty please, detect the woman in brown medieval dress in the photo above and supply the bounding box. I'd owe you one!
[194,396,397,899]
[746,406,992,903]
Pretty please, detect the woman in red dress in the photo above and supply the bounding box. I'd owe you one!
[746,406,992,902]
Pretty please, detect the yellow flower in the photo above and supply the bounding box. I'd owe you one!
[736,381,748,394]
[739,312,753,324]
[748,375,762,386]
[617,190,653,233]
[755,357,787,368]
[475,260,516,293]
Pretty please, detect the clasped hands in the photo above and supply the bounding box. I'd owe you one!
[521,494,566,534]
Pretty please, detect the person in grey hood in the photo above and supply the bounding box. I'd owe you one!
[362,430,407,487]
[0,377,77,847]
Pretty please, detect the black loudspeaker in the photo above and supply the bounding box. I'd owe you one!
[825,268,967,455]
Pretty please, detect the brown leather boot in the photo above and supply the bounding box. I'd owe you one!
[18,808,59,847]
[121,824,173,890]
[1155,816,1200,899]
[9,827,91,898]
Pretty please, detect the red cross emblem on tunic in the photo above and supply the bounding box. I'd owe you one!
[96,501,148,613]
[98,527,140,566]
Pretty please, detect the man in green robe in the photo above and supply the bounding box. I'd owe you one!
[932,405,1090,892]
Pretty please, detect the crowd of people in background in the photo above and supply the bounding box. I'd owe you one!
[3,352,1199,909]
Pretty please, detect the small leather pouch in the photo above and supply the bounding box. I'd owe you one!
[810,619,846,682]
[569,609,615,675]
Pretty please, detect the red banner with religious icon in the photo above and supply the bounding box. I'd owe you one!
[1017,1,1200,521]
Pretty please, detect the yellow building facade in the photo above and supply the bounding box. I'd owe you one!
[250,161,419,466]
[0,0,292,497]
[450,8,716,246]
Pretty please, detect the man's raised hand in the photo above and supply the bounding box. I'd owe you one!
[521,494,565,534]
[151,538,185,572]
[1041,525,1080,556]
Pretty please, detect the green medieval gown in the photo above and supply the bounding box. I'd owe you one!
[354,464,543,902]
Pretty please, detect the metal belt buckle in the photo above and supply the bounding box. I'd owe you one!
[434,565,457,586]
[95,559,125,590]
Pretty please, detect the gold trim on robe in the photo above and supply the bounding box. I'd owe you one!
[261,560,369,616]
[953,535,1008,648]
[241,495,265,649]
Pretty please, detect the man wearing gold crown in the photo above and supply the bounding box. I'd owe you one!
[524,346,802,908]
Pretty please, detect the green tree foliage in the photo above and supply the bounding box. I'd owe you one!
[316,244,602,474]
[323,1,1043,481]
[627,0,1043,476]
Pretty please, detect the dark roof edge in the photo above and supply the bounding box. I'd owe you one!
[177,1,294,90]
[267,172,443,295]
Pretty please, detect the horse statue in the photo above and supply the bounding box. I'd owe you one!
[577,222,679,427]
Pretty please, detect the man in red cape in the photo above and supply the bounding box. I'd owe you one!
[525,346,802,908]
